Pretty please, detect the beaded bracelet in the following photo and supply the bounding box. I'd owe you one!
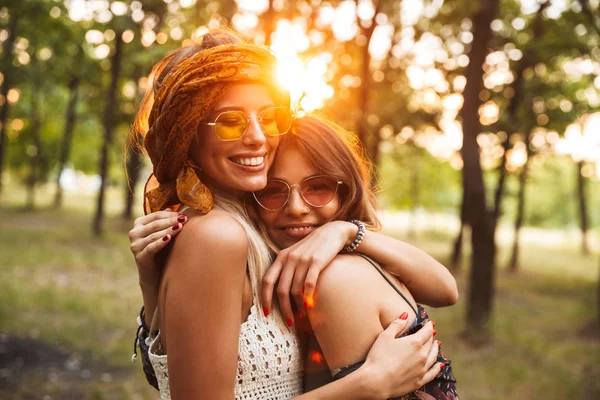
[341,220,365,253]
[132,306,149,363]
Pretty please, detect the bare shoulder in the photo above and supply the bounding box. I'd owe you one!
[175,208,249,257]
[315,254,383,299]
[162,208,249,285]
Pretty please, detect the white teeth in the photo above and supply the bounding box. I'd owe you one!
[233,156,264,166]
[287,226,311,232]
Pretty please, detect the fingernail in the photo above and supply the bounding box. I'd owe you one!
[439,363,444,370]
[432,321,436,327]
[286,318,293,326]
[433,330,437,336]
[263,307,269,317]
[177,215,186,223]
[399,312,408,320]
[162,235,169,242]
[437,340,442,347]
[172,223,180,231]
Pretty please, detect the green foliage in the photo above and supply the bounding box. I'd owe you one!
[379,142,462,212]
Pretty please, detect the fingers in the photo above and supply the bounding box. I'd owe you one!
[276,256,297,326]
[261,258,284,316]
[412,320,435,345]
[133,209,180,228]
[421,353,443,386]
[380,315,410,339]
[425,339,440,371]
[302,265,320,310]
[136,232,176,264]
[134,213,187,240]
[291,264,309,310]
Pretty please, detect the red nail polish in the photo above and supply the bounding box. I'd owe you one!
[162,235,169,242]
[177,215,186,223]
[432,321,436,327]
[399,312,408,320]
[439,363,444,369]
[437,340,442,347]
[286,318,293,326]
[172,223,180,231]
[433,330,437,336]
[263,307,269,317]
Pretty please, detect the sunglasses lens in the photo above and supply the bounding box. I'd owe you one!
[301,177,339,207]
[214,111,248,140]
[254,181,289,210]
[260,107,292,137]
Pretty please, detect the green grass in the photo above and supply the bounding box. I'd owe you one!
[1,183,598,399]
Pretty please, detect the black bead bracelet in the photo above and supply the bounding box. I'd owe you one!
[341,220,365,253]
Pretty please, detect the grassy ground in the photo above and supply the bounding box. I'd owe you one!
[1,184,598,399]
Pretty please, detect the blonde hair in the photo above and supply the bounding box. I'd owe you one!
[212,192,273,311]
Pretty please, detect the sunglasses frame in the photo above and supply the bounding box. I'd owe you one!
[203,106,293,142]
[253,175,344,212]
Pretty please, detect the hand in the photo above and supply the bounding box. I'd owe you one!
[128,209,188,288]
[261,221,356,323]
[362,319,441,398]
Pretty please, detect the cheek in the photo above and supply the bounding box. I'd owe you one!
[258,209,277,231]
[322,195,342,221]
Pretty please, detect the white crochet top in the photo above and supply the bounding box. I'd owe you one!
[148,303,304,399]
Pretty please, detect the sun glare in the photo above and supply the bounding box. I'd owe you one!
[271,20,334,112]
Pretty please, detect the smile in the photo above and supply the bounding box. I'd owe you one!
[283,225,317,237]
[231,156,265,166]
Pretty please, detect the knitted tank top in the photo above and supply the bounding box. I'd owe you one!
[148,302,303,399]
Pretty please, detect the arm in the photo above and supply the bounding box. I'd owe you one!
[262,221,458,324]
[297,256,441,399]
[349,225,458,307]
[159,211,248,399]
[128,209,187,325]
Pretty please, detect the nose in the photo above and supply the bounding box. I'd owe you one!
[242,115,267,147]
[284,185,310,217]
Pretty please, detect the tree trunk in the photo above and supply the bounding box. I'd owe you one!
[355,0,382,158]
[264,0,275,47]
[576,161,590,255]
[26,62,44,209]
[491,1,548,232]
[450,192,467,271]
[508,128,532,272]
[0,16,18,194]
[220,0,237,25]
[460,0,499,335]
[54,76,80,208]
[123,147,142,219]
[93,33,124,235]
[491,138,510,231]
[408,166,419,240]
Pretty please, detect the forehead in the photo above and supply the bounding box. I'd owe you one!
[212,83,275,111]
[270,145,318,183]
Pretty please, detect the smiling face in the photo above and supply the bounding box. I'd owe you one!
[257,145,341,249]
[189,83,282,195]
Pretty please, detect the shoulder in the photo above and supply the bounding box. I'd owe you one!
[175,208,248,255]
[316,254,382,298]
[163,209,249,284]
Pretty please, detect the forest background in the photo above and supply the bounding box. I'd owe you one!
[0,0,599,399]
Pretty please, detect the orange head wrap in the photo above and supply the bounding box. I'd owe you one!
[137,38,288,215]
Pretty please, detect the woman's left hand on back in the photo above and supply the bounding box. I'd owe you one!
[261,221,356,324]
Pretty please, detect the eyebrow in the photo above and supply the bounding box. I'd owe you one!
[212,104,276,115]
